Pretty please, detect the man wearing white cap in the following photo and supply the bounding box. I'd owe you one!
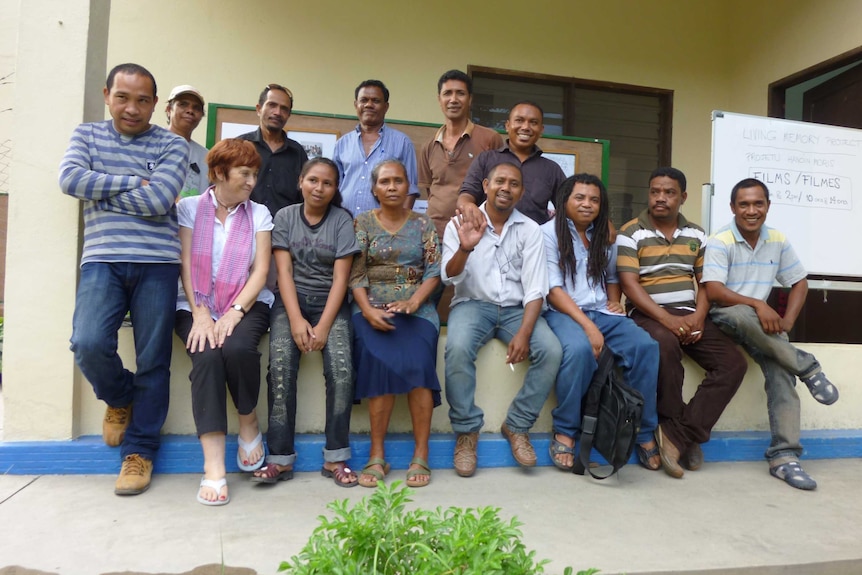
[166,85,209,198]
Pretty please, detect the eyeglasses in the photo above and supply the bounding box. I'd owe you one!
[264,84,294,107]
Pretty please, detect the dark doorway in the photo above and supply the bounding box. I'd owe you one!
[803,62,862,127]
[768,49,862,344]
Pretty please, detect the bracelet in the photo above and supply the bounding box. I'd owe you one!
[459,246,474,254]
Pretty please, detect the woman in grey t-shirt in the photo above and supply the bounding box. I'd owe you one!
[253,158,361,487]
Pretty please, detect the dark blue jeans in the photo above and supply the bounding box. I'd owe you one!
[70,262,179,459]
[266,295,354,465]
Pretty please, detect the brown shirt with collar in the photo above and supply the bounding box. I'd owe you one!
[418,121,503,238]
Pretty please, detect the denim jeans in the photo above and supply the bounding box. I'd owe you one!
[266,295,354,466]
[445,301,562,434]
[544,309,659,445]
[175,302,270,436]
[69,262,179,459]
[709,304,820,463]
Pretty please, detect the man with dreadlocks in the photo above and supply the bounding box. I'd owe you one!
[541,174,660,473]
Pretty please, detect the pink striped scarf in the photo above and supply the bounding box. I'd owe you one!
[190,190,254,318]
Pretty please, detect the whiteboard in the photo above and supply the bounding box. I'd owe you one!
[710,111,862,278]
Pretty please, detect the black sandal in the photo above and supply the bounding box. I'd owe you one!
[636,440,661,471]
[549,435,575,471]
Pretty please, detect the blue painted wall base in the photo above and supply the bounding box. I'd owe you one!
[1,429,860,475]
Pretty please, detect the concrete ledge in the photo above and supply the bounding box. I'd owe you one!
[2,429,861,475]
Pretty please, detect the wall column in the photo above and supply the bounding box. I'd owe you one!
[4,0,110,439]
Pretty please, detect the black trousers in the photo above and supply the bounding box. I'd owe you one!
[175,302,270,436]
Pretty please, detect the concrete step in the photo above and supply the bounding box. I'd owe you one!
[2,429,861,474]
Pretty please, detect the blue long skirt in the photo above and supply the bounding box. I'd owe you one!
[351,312,441,407]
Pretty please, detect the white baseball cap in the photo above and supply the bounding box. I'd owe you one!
[168,85,205,107]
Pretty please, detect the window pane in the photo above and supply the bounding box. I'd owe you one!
[472,77,565,135]
[571,88,662,225]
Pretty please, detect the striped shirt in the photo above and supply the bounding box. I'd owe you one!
[59,120,189,265]
[616,210,706,310]
[702,221,806,301]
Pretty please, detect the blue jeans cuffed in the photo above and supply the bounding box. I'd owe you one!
[709,304,813,462]
[266,295,354,465]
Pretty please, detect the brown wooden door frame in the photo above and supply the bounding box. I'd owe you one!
[802,62,862,127]
[768,45,862,118]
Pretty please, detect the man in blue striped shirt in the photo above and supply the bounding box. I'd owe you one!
[59,63,189,496]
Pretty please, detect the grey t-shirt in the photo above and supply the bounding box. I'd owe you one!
[179,139,209,199]
[272,203,360,298]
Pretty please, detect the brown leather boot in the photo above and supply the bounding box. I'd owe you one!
[115,454,153,496]
[103,404,131,447]
[656,424,684,479]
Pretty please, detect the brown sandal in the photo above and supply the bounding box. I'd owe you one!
[321,462,359,488]
[250,464,294,484]
[358,458,390,488]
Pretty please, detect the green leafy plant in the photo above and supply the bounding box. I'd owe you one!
[279,481,599,575]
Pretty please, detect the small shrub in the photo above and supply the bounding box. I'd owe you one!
[279,481,599,575]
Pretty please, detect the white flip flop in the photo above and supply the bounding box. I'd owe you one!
[236,431,265,472]
[196,476,230,506]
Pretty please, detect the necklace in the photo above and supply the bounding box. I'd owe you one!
[214,193,238,211]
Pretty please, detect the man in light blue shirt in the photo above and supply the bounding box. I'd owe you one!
[333,80,419,216]
[442,162,561,478]
[703,177,838,490]
[541,174,659,473]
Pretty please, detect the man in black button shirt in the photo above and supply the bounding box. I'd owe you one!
[238,84,308,215]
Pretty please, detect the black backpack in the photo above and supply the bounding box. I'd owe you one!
[573,346,644,479]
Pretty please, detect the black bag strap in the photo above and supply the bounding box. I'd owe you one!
[573,347,620,480]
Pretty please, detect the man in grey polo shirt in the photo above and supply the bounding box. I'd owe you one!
[702,177,839,491]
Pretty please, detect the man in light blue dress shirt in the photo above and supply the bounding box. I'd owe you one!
[333,79,419,216]
[442,162,562,477]
[541,174,660,474]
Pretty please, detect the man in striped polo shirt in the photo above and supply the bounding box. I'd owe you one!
[617,167,746,479]
[703,178,838,491]
[59,63,190,496]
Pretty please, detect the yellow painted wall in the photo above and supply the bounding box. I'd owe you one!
[727,0,862,115]
[6,1,862,440]
[107,0,733,224]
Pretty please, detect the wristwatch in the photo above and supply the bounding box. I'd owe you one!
[231,304,245,315]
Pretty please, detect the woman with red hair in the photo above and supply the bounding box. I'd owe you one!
[175,138,273,505]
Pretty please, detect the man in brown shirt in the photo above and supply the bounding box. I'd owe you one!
[418,70,503,239]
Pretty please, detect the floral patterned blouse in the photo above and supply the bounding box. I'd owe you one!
[350,210,441,330]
